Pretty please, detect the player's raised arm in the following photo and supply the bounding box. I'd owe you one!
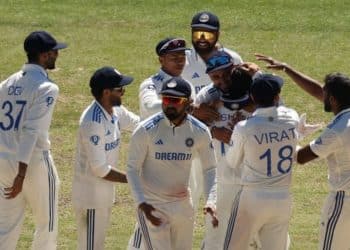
[255,53,324,101]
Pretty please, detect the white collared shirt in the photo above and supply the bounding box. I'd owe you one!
[0,64,58,164]
[310,108,350,192]
[139,69,173,120]
[227,106,300,188]
[72,101,139,208]
[127,112,217,207]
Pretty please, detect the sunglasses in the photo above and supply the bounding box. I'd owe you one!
[111,86,124,93]
[162,95,188,105]
[159,39,186,55]
[192,31,216,42]
[206,55,232,72]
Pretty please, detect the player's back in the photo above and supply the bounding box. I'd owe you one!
[238,106,299,188]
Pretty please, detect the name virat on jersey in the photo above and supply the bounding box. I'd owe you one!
[254,127,297,145]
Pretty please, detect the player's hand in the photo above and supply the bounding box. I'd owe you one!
[211,126,232,144]
[298,113,324,139]
[255,53,287,71]
[139,202,162,226]
[204,205,218,228]
[192,103,220,124]
[228,111,246,130]
[4,175,25,199]
[239,62,260,76]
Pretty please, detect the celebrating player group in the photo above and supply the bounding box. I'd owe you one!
[1,10,350,250]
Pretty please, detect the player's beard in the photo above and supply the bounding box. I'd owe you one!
[324,98,332,112]
[164,107,183,121]
[192,40,216,54]
[111,98,121,107]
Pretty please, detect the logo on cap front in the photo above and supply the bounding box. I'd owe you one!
[199,13,210,23]
[167,82,177,88]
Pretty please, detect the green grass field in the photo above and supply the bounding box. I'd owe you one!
[1,0,350,249]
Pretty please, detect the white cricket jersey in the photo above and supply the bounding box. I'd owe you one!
[0,64,58,164]
[127,112,217,206]
[72,101,139,208]
[139,69,173,120]
[181,47,242,95]
[310,108,350,192]
[195,85,251,184]
[227,106,300,188]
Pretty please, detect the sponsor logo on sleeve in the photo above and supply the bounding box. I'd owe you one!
[90,135,100,145]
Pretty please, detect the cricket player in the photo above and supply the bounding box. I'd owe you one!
[0,31,67,250]
[72,67,139,250]
[256,54,350,250]
[181,11,243,214]
[224,74,300,250]
[139,37,187,120]
[127,77,217,250]
[196,51,259,250]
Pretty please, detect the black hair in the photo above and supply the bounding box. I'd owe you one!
[26,52,40,63]
[228,68,253,99]
[91,87,104,101]
[324,73,350,109]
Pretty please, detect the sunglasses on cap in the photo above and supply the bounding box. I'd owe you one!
[192,31,216,42]
[206,55,232,72]
[159,39,186,55]
[161,95,188,105]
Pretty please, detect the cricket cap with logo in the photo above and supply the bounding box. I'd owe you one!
[24,30,67,54]
[206,50,233,73]
[191,11,220,31]
[160,77,192,98]
[89,66,133,91]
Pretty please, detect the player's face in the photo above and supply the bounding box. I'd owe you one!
[208,67,232,93]
[192,28,218,54]
[161,95,189,121]
[109,86,125,106]
[45,50,58,70]
[160,51,186,76]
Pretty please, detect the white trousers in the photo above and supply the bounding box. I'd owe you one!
[0,151,59,250]
[224,187,291,250]
[319,191,350,250]
[133,199,194,250]
[203,183,261,250]
[74,206,111,250]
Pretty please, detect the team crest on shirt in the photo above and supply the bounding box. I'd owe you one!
[185,138,194,147]
[90,135,100,145]
[46,96,54,107]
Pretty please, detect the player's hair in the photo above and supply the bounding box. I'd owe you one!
[26,52,40,63]
[91,87,104,101]
[324,73,350,109]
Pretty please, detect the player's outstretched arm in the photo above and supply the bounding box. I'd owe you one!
[255,53,324,102]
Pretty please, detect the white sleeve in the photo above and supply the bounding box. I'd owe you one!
[80,122,111,177]
[223,48,243,65]
[16,83,58,164]
[310,127,342,158]
[139,79,162,118]
[126,126,148,205]
[115,105,140,132]
[226,123,245,169]
[197,129,217,207]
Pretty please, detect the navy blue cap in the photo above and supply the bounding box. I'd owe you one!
[191,11,220,31]
[206,50,233,73]
[89,66,133,90]
[24,31,67,53]
[251,74,284,100]
[156,38,187,56]
[160,77,192,97]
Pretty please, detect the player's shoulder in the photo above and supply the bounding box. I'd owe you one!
[277,105,299,120]
[141,112,165,131]
[327,108,350,131]
[186,114,209,133]
[80,102,107,125]
[195,84,220,104]
[221,47,242,64]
